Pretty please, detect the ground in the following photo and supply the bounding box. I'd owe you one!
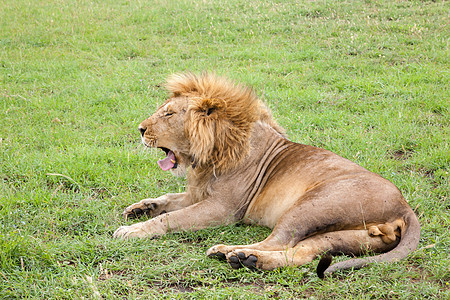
[0,0,448,298]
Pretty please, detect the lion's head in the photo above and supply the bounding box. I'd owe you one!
[138,73,284,178]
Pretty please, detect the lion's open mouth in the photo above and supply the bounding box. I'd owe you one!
[157,147,178,171]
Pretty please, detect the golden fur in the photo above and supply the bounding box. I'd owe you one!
[113,73,420,277]
[166,72,284,174]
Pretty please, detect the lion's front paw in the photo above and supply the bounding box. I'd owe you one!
[113,224,150,239]
[122,201,161,220]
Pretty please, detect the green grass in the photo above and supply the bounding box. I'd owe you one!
[1,0,449,298]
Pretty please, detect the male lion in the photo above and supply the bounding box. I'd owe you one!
[113,73,420,277]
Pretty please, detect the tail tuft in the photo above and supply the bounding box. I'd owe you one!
[316,254,333,279]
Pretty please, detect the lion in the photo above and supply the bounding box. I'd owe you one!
[113,72,420,277]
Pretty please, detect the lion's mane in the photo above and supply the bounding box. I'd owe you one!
[164,73,284,202]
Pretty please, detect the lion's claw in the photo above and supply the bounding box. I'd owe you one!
[127,208,143,219]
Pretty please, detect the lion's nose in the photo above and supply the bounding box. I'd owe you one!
[139,127,146,137]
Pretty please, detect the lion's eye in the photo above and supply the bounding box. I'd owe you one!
[164,112,174,117]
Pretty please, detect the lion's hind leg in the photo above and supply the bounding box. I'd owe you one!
[209,229,398,271]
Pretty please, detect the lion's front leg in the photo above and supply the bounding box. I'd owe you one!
[113,221,163,239]
[122,193,191,220]
[114,199,236,239]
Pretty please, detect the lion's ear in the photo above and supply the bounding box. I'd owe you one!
[186,98,226,169]
[190,97,225,116]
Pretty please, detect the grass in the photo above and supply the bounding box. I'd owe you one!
[1,0,449,298]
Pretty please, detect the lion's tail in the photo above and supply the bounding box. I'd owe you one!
[317,211,420,278]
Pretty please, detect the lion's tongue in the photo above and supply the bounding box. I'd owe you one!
[157,151,176,171]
